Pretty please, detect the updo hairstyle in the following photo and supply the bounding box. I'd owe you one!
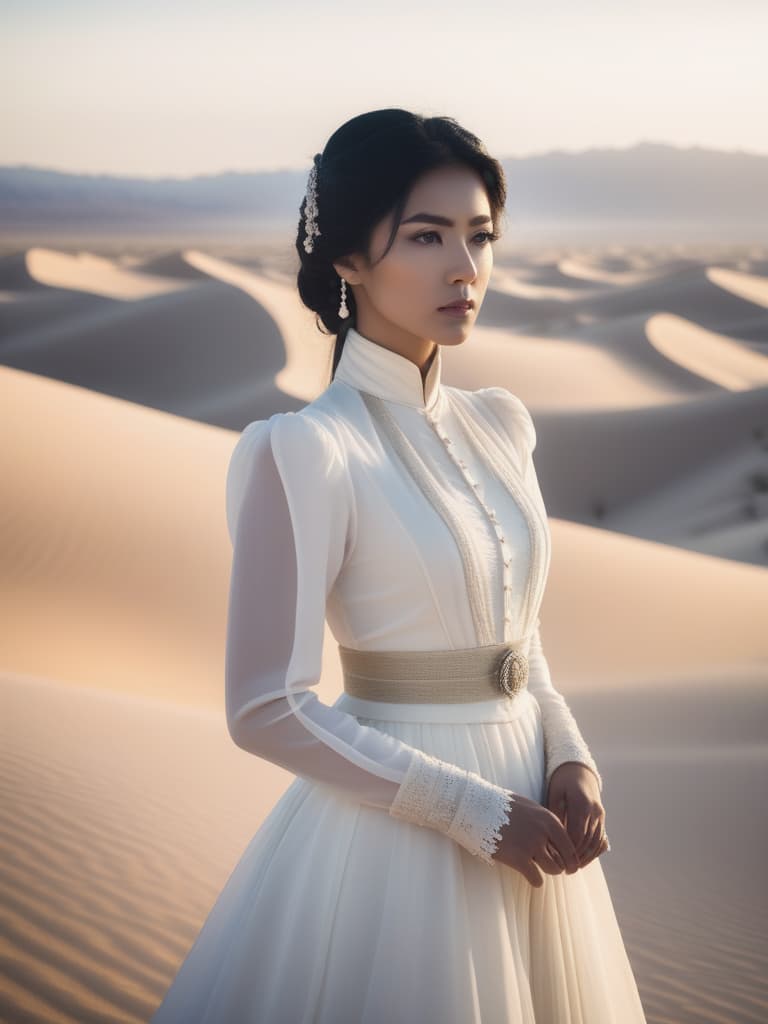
[295,108,507,381]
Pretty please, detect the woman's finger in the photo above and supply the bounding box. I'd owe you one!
[546,840,567,871]
[576,815,601,857]
[534,841,567,875]
[580,819,607,865]
[550,795,567,828]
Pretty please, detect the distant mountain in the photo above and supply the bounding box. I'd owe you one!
[1,142,766,243]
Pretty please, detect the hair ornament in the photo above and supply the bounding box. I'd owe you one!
[303,157,321,253]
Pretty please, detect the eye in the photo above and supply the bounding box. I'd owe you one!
[412,229,500,246]
[412,230,441,245]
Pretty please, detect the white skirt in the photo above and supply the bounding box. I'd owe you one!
[151,688,647,1023]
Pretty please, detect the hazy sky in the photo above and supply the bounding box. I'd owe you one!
[2,0,766,177]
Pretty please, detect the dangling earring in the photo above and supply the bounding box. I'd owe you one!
[338,276,350,319]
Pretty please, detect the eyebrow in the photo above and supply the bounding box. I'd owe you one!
[400,212,492,227]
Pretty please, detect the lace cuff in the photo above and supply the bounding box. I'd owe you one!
[388,748,515,865]
[543,730,603,793]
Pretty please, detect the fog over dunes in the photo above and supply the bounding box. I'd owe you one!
[2,141,767,244]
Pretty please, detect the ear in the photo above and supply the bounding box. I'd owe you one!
[332,256,363,285]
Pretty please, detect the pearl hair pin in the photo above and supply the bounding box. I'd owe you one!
[302,161,321,254]
[302,155,349,319]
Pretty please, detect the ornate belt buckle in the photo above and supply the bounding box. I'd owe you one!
[498,647,528,698]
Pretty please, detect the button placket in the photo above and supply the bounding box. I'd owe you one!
[364,392,496,646]
[425,405,512,640]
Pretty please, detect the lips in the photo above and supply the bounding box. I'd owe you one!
[438,300,473,310]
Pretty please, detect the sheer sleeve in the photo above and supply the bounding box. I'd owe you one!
[527,620,603,799]
[225,411,517,864]
[479,388,603,798]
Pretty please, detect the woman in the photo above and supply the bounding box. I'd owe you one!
[151,108,647,1022]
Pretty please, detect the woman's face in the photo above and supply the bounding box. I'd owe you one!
[334,164,497,363]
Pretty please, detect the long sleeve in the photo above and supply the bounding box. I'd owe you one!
[527,619,603,797]
[480,386,603,798]
[225,411,516,864]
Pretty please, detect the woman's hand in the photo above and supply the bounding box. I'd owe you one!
[490,792,582,887]
[545,761,609,869]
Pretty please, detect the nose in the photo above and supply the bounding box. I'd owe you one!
[448,244,478,284]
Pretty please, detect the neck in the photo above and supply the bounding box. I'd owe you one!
[352,313,438,376]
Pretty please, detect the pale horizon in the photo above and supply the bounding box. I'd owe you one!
[4,138,768,183]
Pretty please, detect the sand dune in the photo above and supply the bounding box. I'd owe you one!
[23,247,191,301]
[708,265,768,309]
[129,249,219,282]
[476,257,768,346]
[448,320,707,407]
[0,247,332,427]
[184,248,335,402]
[646,312,768,389]
[2,357,765,702]
[556,254,697,286]
[488,265,606,301]
[0,249,50,290]
[0,364,235,707]
[0,673,292,1024]
[1,240,767,1024]
[2,670,766,1024]
[529,385,768,565]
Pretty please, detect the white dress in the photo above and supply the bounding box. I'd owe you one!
[151,326,647,1023]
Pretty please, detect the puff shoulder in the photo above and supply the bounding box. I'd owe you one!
[475,386,537,456]
[225,411,345,546]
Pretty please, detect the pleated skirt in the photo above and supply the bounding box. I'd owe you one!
[150,687,647,1023]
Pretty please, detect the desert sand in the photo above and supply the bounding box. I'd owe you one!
[1,241,767,1023]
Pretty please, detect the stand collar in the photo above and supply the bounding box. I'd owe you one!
[334,325,442,411]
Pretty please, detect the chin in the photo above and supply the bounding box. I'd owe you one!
[437,333,472,349]
[434,318,474,340]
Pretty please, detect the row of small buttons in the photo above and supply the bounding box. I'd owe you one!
[425,406,513,638]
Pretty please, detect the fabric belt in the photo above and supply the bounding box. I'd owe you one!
[338,637,532,704]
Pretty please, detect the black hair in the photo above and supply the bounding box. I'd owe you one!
[295,108,507,382]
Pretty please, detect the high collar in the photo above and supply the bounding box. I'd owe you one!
[333,325,442,411]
